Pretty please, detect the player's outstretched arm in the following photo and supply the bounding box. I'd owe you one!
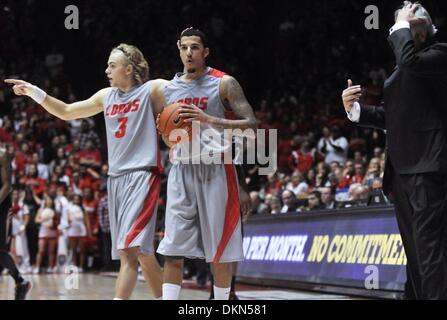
[4,79,108,121]
[178,75,258,130]
[219,75,258,130]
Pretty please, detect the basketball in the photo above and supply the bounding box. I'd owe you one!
[158,102,192,144]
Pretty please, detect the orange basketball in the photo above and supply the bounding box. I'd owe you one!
[158,103,192,144]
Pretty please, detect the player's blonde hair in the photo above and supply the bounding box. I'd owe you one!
[111,43,149,85]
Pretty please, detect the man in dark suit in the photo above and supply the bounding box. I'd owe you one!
[342,1,447,299]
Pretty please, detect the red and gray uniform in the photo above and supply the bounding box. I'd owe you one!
[103,81,161,259]
[157,67,243,263]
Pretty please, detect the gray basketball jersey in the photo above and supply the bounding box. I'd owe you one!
[103,81,159,177]
[163,67,232,163]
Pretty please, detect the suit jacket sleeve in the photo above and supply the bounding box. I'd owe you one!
[358,104,386,130]
[388,28,447,77]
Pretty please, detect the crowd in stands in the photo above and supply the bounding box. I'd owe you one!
[1,0,446,275]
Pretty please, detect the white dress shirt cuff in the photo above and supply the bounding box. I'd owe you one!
[347,102,361,122]
[389,21,410,35]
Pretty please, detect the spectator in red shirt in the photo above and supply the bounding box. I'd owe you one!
[25,102,45,118]
[14,142,33,173]
[79,166,94,190]
[24,164,47,196]
[78,140,102,168]
[0,117,13,142]
[263,172,283,195]
[339,160,365,188]
[70,140,81,165]
[12,132,25,150]
[289,139,315,174]
[338,160,355,189]
[352,162,365,184]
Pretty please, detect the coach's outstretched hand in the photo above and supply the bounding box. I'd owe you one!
[341,79,362,113]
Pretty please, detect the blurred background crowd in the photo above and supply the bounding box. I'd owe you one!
[0,0,446,278]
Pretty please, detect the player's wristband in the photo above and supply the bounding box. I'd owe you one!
[28,85,47,104]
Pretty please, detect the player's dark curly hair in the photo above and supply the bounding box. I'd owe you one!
[178,27,209,47]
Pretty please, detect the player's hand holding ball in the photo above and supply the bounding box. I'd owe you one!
[158,102,194,146]
[178,104,212,124]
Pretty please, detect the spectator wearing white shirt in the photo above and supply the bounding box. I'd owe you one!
[317,126,349,165]
[286,171,309,196]
[31,153,49,181]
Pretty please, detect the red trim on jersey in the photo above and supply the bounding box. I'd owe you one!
[213,164,240,263]
[124,168,161,248]
[156,134,164,174]
[208,68,226,78]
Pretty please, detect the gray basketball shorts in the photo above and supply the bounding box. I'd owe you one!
[108,169,161,260]
[157,163,244,263]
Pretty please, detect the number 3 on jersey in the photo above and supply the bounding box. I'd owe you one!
[115,117,128,138]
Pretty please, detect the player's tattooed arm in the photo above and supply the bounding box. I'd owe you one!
[0,150,12,204]
[179,75,258,130]
[218,75,258,130]
[4,79,106,121]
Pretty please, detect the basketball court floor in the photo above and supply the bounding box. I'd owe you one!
[0,272,358,300]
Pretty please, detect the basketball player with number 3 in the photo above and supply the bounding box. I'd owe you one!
[5,43,169,300]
